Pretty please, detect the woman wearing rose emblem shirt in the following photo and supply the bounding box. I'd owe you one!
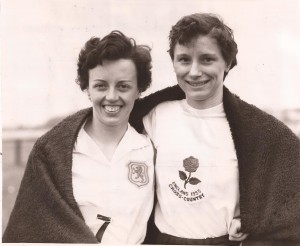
[130,13,300,246]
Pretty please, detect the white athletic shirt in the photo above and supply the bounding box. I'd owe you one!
[143,100,240,239]
[72,123,154,244]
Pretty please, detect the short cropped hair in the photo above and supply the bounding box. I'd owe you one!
[76,31,152,92]
[169,13,238,72]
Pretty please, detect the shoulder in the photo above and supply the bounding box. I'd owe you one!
[150,100,182,114]
[35,108,92,150]
[143,100,182,131]
[224,87,299,143]
[241,98,295,137]
[129,124,151,144]
[128,124,155,155]
[130,85,185,133]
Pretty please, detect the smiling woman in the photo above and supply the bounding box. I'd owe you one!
[86,60,140,159]
[88,60,139,128]
[129,12,300,246]
[3,31,155,244]
[173,35,230,109]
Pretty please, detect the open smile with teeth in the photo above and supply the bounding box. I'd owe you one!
[186,80,209,87]
[104,105,122,113]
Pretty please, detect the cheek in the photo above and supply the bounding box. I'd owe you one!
[205,65,225,78]
[173,62,183,73]
[174,66,187,78]
[216,66,227,79]
[124,91,139,105]
[90,93,105,104]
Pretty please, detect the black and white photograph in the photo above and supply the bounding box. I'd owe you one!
[1,0,300,245]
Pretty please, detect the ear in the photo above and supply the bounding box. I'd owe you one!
[135,91,141,100]
[86,87,92,101]
[225,63,231,73]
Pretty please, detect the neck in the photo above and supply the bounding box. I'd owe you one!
[187,86,223,110]
[85,117,128,146]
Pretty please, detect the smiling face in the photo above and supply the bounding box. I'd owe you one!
[87,59,139,129]
[173,34,230,109]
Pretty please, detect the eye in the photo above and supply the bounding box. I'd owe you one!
[201,56,215,64]
[94,83,107,90]
[117,83,131,91]
[204,58,213,62]
[178,57,190,64]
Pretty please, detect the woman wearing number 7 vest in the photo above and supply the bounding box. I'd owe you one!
[130,13,300,246]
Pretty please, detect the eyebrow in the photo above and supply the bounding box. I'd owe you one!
[175,52,218,58]
[92,79,134,83]
[201,53,218,57]
[175,53,190,57]
[117,80,134,83]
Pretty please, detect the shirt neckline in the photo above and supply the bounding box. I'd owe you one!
[180,99,224,117]
[74,122,149,165]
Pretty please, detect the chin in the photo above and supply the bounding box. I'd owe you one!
[101,119,121,127]
[187,91,208,100]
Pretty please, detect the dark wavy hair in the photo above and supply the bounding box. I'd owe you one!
[169,13,238,77]
[76,31,152,92]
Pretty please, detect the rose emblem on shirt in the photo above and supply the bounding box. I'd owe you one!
[179,156,201,189]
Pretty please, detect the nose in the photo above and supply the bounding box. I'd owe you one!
[189,61,202,78]
[105,87,119,101]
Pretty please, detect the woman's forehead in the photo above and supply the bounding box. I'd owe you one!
[175,35,220,53]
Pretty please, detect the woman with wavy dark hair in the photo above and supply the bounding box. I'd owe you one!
[3,31,154,244]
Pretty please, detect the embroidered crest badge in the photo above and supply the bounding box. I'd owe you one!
[128,162,149,187]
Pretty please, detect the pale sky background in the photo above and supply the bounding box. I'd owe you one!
[1,0,300,128]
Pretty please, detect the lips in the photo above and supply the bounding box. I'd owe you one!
[103,105,121,113]
[186,80,209,87]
